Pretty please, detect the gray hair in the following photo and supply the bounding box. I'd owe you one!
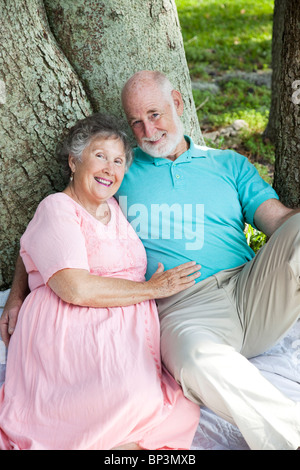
[58,113,133,178]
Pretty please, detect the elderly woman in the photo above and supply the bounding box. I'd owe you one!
[0,113,200,450]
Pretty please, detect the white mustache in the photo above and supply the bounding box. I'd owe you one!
[142,132,165,143]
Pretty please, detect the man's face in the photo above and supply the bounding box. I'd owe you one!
[123,84,185,158]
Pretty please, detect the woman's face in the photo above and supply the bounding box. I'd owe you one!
[69,136,126,207]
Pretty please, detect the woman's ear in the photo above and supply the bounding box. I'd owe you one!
[68,154,76,174]
[171,89,184,117]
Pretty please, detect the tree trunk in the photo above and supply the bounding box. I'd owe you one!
[0,0,93,289]
[273,0,300,207]
[43,0,202,144]
[0,0,202,290]
[263,0,286,142]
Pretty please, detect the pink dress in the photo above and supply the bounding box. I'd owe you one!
[0,193,199,450]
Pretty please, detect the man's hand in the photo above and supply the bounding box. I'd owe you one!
[0,297,23,347]
[0,255,29,347]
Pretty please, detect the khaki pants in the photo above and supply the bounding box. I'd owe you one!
[157,213,300,450]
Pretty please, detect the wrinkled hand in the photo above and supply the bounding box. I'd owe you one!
[148,261,201,299]
[0,299,22,347]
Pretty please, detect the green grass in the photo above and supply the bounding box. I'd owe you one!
[245,224,267,252]
[175,0,274,79]
[175,0,275,181]
[193,78,271,129]
[192,78,275,182]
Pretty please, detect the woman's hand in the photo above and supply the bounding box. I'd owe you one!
[47,263,201,309]
[147,261,201,299]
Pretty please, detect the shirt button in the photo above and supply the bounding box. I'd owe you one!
[175,174,180,179]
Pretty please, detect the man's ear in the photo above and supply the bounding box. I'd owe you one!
[171,89,184,116]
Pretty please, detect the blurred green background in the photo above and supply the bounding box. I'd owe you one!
[176,0,274,180]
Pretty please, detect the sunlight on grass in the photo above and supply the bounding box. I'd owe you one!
[175,0,274,77]
[193,79,271,133]
[245,224,267,252]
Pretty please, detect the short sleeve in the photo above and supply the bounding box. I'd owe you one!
[235,154,279,228]
[20,194,90,284]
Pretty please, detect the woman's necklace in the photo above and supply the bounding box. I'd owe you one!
[95,202,111,224]
[64,186,111,225]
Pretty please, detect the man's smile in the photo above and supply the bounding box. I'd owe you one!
[142,131,166,145]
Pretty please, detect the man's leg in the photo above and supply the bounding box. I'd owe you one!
[158,266,300,450]
[235,213,300,358]
[174,333,299,450]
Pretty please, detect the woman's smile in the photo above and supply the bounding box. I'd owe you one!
[66,136,126,220]
[94,176,113,187]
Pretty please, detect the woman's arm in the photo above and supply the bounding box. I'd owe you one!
[0,256,29,346]
[48,261,201,308]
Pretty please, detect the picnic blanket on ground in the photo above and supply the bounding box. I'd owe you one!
[0,288,299,450]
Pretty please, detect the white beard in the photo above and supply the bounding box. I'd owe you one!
[140,114,184,159]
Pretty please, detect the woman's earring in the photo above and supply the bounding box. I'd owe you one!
[70,171,74,182]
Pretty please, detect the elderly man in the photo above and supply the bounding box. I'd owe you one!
[1,70,300,450]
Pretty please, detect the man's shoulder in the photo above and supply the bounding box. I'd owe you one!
[192,142,242,158]
[191,142,248,167]
[130,141,248,169]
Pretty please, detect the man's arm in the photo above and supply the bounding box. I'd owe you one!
[253,199,300,238]
[0,255,29,347]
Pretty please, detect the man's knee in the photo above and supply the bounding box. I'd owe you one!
[168,340,234,388]
[277,212,300,252]
[280,214,300,279]
[255,212,300,280]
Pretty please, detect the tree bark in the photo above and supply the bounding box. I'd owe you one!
[272,0,300,207]
[43,0,202,144]
[263,0,286,142]
[0,0,92,289]
[0,0,202,289]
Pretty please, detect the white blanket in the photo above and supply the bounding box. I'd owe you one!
[0,289,299,450]
[191,319,300,450]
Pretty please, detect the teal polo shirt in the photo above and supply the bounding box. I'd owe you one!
[116,136,279,282]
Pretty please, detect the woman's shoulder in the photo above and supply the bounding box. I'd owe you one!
[38,192,74,207]
[34,192,79,218]
[22,193,82,241]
